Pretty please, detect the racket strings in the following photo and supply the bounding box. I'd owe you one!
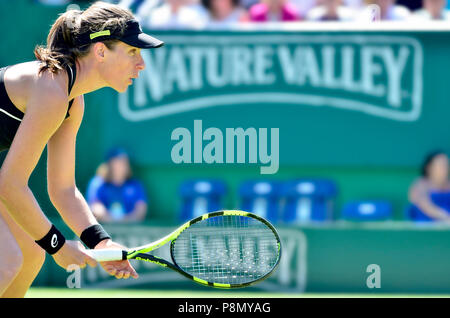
[172,215,279,285]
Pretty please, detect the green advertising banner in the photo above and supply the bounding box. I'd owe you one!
[98,30,449,169]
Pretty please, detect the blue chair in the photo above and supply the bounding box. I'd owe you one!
[179,179,227,221]
[281,179,338,224]
[239,180,281,224]
[85,175,105,204]
[341,200,392,221]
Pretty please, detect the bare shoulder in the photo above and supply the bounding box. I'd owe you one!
[410,177,427,188]
[4,61,69,113]
[409,177,430,194]
[21,68,75,125]
[32,66,69,103]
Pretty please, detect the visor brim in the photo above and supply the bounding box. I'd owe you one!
[120,32,164,49]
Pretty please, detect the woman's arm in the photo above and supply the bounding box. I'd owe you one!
[123,201,147,223]
[46,94,137,278]
[408,179,450,220]
[46,95,101,236]
[0,75,95,269]
[0,77,70,239]
[90,201,113,223]
[122,181,147,223]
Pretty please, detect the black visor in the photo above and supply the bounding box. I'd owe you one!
[74,20,164,49]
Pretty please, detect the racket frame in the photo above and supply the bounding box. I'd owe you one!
[125,210,282,289]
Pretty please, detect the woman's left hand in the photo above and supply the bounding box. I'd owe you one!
[94,239,139,279]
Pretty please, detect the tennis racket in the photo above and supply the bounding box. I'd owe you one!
[88,210,282,288]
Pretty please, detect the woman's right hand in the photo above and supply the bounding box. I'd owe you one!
[52,240,98,270]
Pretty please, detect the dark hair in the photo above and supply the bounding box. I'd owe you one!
[104,148,132,183]
[201,0,240,11]
[34,1,135,74]
[421,150,447,178]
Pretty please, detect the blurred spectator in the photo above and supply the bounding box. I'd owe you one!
[201,0,247,28]
[343,0,364,9]
[129,0,163,23]
[396,0,422,11]
[289,0,316,18]
[408,151,450,221]
[139,0,208,29]
[411,0,450,20]
[119,0,152,13]
[290,0,362,19]
[240,0,260,9]
[75,0,122,3]
[36,0,123,6]
[86,162,108,204]
[360,0,411,20]
[89,148,148,223]
[247,0,300,22]
[35,0,70,5]
[306,0,358,21]
[310,0,364,9]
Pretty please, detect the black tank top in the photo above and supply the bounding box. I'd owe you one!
[0,63,77,151]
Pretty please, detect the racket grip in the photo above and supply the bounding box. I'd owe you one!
[88,249,127,262]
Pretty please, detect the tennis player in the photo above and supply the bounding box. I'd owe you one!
[0,1,163,297]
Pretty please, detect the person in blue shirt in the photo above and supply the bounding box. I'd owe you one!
[411,0,450,20]
[408,150,450,222]
[86,162,108,204]
[89,148,148,223]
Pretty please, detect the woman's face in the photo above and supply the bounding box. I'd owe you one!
[427,154,449,184]
[424,0,446,17]
[374,0,394,11]
[168,0,191,6]
[263,0,285,8]
[323,0,341,9]
[101,41,146,93]
[211,0,234,16]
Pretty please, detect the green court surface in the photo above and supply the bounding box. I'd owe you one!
[25,288,450,298]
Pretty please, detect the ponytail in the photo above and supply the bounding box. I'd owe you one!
[34,1,134,74]
[34,9,82,74]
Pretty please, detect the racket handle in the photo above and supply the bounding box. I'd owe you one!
[87,249,127,262]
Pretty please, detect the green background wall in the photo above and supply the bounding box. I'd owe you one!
[3,1,450,294]
[0,1,446,224]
